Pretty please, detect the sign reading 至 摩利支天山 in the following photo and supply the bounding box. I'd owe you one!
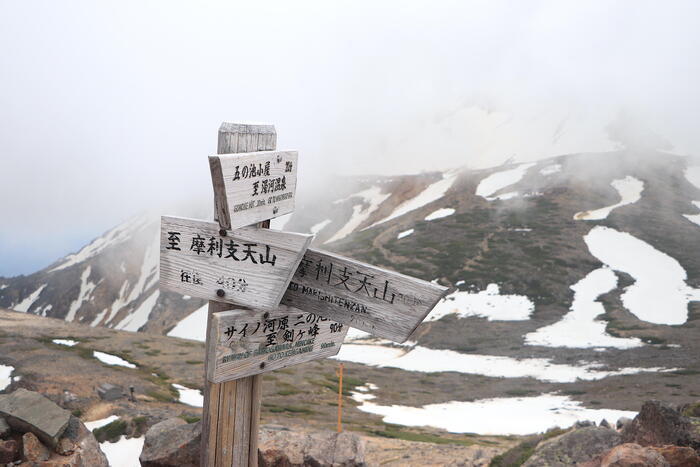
[209,150,298,230]
[159,215,311,310]
[207,305,348,383]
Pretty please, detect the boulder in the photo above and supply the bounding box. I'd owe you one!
[58,415,109,467]
[0,439,18,463]
[523,426,621,467]
[96,383,123,401]
[258,427,367,467]
[617,417,633,431]
[575,420,596,428]
[23,432,50,462]
[0,388,71,448]
[600,419,611,429]
[600,443,670,466]
[621,400,700,450]
[0,416,10,438]
[139,418,201,467]
[651,445,700,467]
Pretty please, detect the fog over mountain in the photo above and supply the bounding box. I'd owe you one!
[1,1,700,275]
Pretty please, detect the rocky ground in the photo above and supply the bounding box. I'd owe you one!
[0,308,514,465]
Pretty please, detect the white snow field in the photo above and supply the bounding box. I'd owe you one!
[424,208,455,221]
[397,228,414,239]
[476,163,536,200]
[115,290,160,332]
[525,268,643,349]
[334,344,669,383]
[84,415,119,431]
[100,436,144,467]
[427,284,534,322]
[93,351,136,369]
[539,164,562,176]
[167,303,208,342]
[370,170,459,227]
[52,339,79,347]
[585,226,700,325]
[574,176,644,220]
[0,365,13,391]
[326,187,391,243]
[685,167,700,226]
[173,383,204,407]
[310,219,332,234]
[357,393,636,435]
[65,267,97,322]
[13,284,47,312]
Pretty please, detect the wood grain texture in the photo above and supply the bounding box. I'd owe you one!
[202,123,279,467]
[160,215,312,310]
[206,306,348,383]
[281,248,449,343]
[209,150,298,230]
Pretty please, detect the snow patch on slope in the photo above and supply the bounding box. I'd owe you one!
[326,187,391,243]
[0,365,14,391]
[525,268,643,349]
[425,208,455,221]
[370,171,459,227]
[115,290,160,332]
[310,219,332,234]
[585,226,700,325]
[574,176,644,220]
[427,284,533,322]
[173,383,204,407]
[357,393,636,435]
[13,284,47,313]
[94,351,136,368]
[167,303,208,342]
[100,436,144,467]
[397,229,414,239]
[65,267,96,322]
[540,164,562,176]
[476,163,536,200]
[334,344,669,383]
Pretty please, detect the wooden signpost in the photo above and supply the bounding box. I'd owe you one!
[159,216,311,309]
[210,150,298,230]
[282,248,448,342]
[159,122,449,467]
[207,305,348,383]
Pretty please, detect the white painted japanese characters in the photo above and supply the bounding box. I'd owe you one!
[209,150,298,230]
[281,248,449,343]
[159,215,312,310]
[207,305,348,382]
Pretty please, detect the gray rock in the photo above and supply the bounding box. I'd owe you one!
[59,415,109,466]
[522,426,621,467]
[575,420,595,428]
[0,388,71,448]
[96,383,123,401]
[23,432,50,462]
[616,416,633,430]
[139,418,200,467]
[0,416,10,438]
[258,428,367,467]
[600,443,670,466]
[621,400,700,450]
[599,418,611,428]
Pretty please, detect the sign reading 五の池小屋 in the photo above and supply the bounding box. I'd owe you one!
[159,215,312,310]
[207,305,348,383]
[281,248,449,343]
[209,150,298,230]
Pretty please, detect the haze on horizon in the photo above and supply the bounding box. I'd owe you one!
[1,0,699,276]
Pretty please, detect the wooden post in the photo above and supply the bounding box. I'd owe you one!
[337,363,344,433]
[201,123,276,467]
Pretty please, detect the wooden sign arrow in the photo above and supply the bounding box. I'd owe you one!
[207,305,348,383]
[280,248,448,343]
[159,216,312,310]
[209,150,298,230]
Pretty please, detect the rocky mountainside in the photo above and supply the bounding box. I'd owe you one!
[2,149,700,438]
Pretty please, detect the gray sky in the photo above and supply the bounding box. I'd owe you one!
[1,0,699,275]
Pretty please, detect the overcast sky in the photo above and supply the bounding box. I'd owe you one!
[1,0,699,276]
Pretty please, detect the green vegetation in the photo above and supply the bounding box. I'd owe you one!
[368,424,474,446]
[93,419,128,443]
[185,360,203,365]
[490,427,569,466]
[263,403,315,415]
[179,415,201,424]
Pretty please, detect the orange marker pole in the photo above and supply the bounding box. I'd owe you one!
[337,363,344,433]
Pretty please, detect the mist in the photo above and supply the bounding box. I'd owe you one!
[1,0,699,275]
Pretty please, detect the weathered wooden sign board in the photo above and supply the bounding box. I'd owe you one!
[207,305,348,383]
[209,150,298,230]
[281,248,448,343]
[159,215,312,309]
